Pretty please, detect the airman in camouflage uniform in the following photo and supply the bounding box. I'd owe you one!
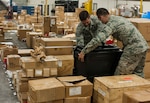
[76,11,107,47]
[79,8,149,77]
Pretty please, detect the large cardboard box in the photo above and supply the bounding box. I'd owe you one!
[28,78,65,102]
[40,38,73,46]
[7,55,21,70]
[26,32,42,48]
[144,62,150,79]
[64,96,91,103]
[18,29,32,40]
[57,76,93,97]
[54,55,74,76]
[28,95,63,103]
[20,56,58,69]
[44,46,73,55]
[93,75,150,103]
[123,89,150,103]
[128,18,150,41]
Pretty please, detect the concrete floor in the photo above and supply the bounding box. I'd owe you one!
[0,30,27,103]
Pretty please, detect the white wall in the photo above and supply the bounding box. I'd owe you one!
[27,0,55,15]
[27,0,150,15]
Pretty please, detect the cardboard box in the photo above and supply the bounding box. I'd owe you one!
[93,75,150,103]
[26,69,34,77]
[35,69,43,77]
[28,78,65,102]
[18,49,33,56]
[43,68,50,77]
[57,76,93,97]
[20,57,36,69]
[28,95,63,103]
[144,62,150,79]
[18,29,32,40]
[128,18,150,41]
[54,55,74,76]
[44,46,73,55]
[64,96,91,103]
[40,38,73,46]
[123,89,150,103]
[20,56,57,69]
[26,32,42,48]
[7,55,21,70]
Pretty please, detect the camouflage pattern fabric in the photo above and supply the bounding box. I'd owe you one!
[114,51,147,77]
[80,15,149,54]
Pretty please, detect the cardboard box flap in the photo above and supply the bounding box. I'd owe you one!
[58,76,86,83]
[95,74,150,89]
[57,76,93,86]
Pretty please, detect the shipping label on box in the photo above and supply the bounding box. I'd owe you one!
[35,69,43,77]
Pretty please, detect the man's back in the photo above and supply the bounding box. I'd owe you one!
[107,15,149,54]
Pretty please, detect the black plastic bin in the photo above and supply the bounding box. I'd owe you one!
[73,45,123,82]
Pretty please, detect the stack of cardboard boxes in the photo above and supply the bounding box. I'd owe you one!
[27,76,93,103]
[20,56,58,78]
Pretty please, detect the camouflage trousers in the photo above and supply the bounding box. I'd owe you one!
[114,51,147,77]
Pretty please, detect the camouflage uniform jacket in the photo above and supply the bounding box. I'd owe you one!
[81,15,149,55]
[76,15,112,53]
